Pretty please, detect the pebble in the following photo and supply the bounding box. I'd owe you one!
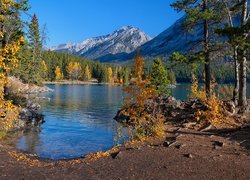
[183,153,193,158]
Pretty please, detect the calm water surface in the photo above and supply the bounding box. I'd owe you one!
[16,83,250,159]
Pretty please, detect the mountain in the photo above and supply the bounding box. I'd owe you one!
[49,26,151,61]
[138,17,203,58]
[98,17,205,63]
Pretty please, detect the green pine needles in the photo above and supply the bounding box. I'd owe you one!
[151,58,170,96]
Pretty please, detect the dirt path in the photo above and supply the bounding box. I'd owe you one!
[0,125,250,180]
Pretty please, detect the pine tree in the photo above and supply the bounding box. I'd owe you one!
[151,58,170,95]
[217,0,249,111]
[171,0,222,97]
[27,13,43,85]
[168,70,176,85]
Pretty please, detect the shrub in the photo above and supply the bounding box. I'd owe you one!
[123,55,165,139]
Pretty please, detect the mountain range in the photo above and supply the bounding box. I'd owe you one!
[49,26,151,61]
[49,17,208,63]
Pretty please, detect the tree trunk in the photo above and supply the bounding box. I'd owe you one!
[233,46,239,105]
[238,50,248,107]
[238,0,248,111]
[203,0,211,97]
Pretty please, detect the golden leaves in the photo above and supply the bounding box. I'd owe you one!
[55,66,64,81]
[190,74,225,128]
[84,64,91,81]
[8,151,41,167]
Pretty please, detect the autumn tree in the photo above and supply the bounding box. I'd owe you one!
[107,67,113,84]
[0,0,28,136]
[123,55,164,139]
[84,64,91,81]
[66,62,82,80]
[41,60,48,80]
[66,61,74,80]
[151,58,170,95]
[55,66,63,81]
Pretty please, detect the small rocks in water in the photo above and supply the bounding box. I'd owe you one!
[183,153,194,158]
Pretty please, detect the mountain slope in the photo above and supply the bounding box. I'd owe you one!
[49,26,151,61]
[138,17,204,58]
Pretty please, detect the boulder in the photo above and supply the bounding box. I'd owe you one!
[18,101,44,128]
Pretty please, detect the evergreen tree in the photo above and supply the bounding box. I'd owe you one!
[168,70,176,85]
[0,0,28,96]
[217,0,249,110]
[171,0,222,96]
[151,58,170,95]
[26,13,43,85]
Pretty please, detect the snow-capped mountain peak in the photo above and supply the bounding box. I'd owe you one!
[49,26,151,60]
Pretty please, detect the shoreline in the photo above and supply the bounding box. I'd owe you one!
[43,81,121,86]
[1,123,250,179]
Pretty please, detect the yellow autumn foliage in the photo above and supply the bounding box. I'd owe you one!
[84,64,91,81]
[66,62,82,80]
[0,0,24,136]
[190,74,225,128]
[55,66,64,81]
[123,55,165,139]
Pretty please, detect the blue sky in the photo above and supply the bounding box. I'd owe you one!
[28,0,182,47]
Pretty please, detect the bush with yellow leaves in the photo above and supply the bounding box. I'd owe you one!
[0,1,25,137]
[123,55,165,140]
[190,74,226,128]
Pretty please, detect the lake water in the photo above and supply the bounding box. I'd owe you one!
[16,83,250,159]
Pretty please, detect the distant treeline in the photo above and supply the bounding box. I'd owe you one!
[41,51,130,84]
[143,60,250,84]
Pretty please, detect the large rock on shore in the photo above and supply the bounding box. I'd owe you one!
[18,101,45,129]
[114,96,208,125]
[8,77,53,94]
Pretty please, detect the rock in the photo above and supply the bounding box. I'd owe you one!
[182,122,197,129]
[175,144,186,149]
[200,124,214,132]
[163,136,176,147]
[18,101,44,129]
[183,153,193,158]
[114,109,130,124]
[212,141,224,147]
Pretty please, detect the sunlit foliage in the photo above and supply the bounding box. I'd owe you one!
[0,0,27,137]
[190,74,225,128]
[123,55,165,139]
[66,62,82,80]
[84,64,91,81]
[54,66,64,81]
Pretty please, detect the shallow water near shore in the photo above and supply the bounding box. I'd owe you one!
[15,83,250,159]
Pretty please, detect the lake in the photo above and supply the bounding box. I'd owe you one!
[16,83,250,159]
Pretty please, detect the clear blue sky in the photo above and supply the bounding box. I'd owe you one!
[28,0,182,47]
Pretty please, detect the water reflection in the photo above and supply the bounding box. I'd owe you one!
[16,85,127,159]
